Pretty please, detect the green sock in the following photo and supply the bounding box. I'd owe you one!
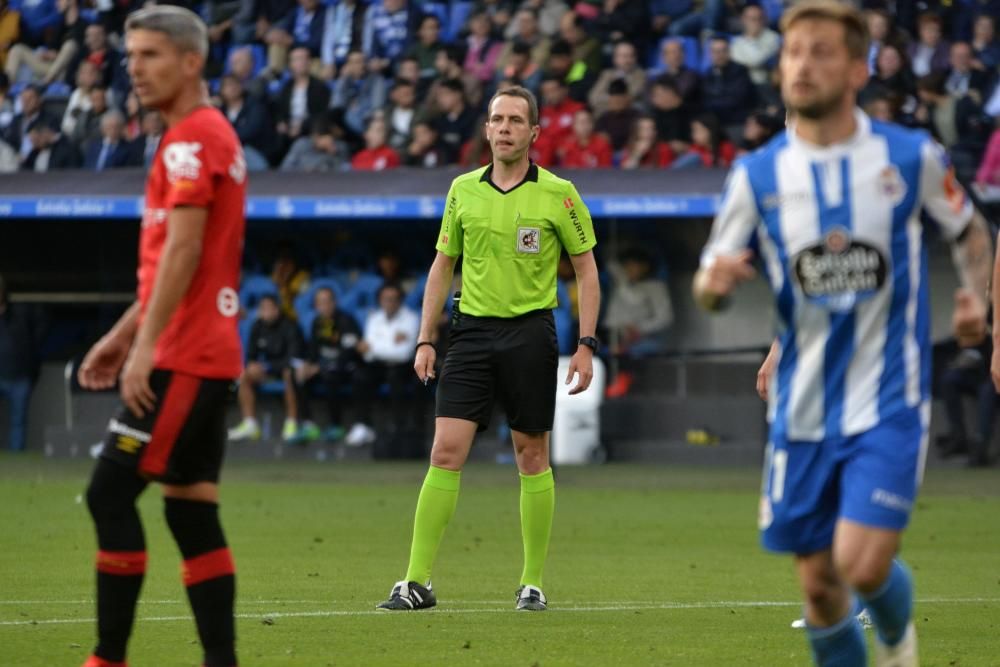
[519,468,555,588]
[404,466,461,584]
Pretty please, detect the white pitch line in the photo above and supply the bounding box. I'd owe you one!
[1,598,997,628]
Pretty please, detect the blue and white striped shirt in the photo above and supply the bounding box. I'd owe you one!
[702,110,973,442]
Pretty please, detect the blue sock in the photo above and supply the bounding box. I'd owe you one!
[807,611,867,667]
[860,559,913,646]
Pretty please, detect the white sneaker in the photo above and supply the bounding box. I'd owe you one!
[345,422,376,447]
[228,418,261,441]
[791,608,873,629]
[874,621,918,667]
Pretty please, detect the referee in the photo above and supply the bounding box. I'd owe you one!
[377,86,601,612]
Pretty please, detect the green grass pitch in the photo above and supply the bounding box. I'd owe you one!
[1,455,998,666]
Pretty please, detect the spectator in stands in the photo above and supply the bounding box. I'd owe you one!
[4,0,81,86]
[556,253,579,322]
[0,71,12,130]
[668,0,725,37]
[275,45,331,152]
[909,12,951,78]
[375,246,417,295]
[464,12,504,87]
[863,43,917,111]
[864,8,894,75]
[385,76,417,150]
[494,40,541,95]
[127,109,163,169]
[558,11,601,81]
[3,85,44,158]
[648,0,693,38]
[281,115,349,172]
[457,113,491,167]
[945,41,995,100]
[82,109,130,171]
[700,36,756,131]
[60,60,97,138]
[731,4,781,86]
[68,85,108,148]
[656,38,700,111]
[863,92,897,123]
[0,0,19,73]
[938,288,994,467]
[269,0,327,68]
[294,286,365,443]
[320,0,368,79]
[474,0,515,36]
[595,78,639,153]
[558,107,612,168]
[507,0,566,38]
[545,38,594,104]
[971,14,1000,70]
[976,125,1000,186]
[589,41,647,117]
[604,246,672,358]
[738,110,782,155]
[331,48,387,136]
[351,114,401,170]
[363,0,412,77]
[648,76,690,155]
[239,0,296,76]
[271,244,310,320]
[22,115,80,171]
[229,294,305,443]
[226,46,267,100]
[0,135,15,171]
[915,72,977,148]
[498,7,550,73]
[405,13,444,81]
[403,119,445,167]
[432,78,477,164]
[0,273,45,451]
[593,0,650,52]
[671,113,734,168]
[350,282,419,448]
[219,75,275,170]
[620,115,674,169]
[68,22,127,102]
[203,0,245,49]
[535,74,583,166]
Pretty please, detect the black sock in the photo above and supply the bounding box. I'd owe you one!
[86,459,149,663]
[164,498,237,667]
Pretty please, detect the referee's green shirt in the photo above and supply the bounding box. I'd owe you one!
[436,163,597,318]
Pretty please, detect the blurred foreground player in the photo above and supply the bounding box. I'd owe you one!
[694,2,992,665]
[77,7,247,667]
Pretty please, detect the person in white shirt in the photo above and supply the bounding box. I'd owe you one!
[347,282,419,446]
[731,4,782,86]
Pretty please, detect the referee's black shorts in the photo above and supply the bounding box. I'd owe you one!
[436,308,558,433]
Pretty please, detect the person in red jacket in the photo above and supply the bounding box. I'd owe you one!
[557,107,613,168]
[620,115,674,169]
[535,75,584,166]
[671,113,736,168]
[351,115,401,171]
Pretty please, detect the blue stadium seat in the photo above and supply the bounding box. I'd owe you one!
[339,272,384,324]
[651,36,701,71]
[43,81,71,98]
[224,44,268,77]
[239,274,279,312]
[405,273,428,311]
[421,2,448,28]
[447,2,473,42]
[760,0,784,25]
[553,307,575,355]
[293,278,345,329]
[556,279,571,314]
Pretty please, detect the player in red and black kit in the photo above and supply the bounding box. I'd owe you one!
[77,7,246,667]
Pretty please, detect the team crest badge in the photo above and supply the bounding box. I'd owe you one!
[517,227,540,253]
[877,165,906,205]
[824,227,850,254]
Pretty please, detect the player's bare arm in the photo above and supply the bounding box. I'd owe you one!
[991,225,1000,392]
[692,249,757,311]
[121,205,208,417]
[78,301,142,390]
[414,251,458,383]
[757,338,779,401]
[951,210,993,310]
[566,249,600,395]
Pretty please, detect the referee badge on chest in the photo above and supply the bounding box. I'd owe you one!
[517,226,541,254]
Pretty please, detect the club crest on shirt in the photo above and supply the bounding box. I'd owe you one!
[877,164,907,205]
[163,141,203,183]
[517,226,540,253]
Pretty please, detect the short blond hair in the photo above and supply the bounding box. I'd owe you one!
[780,0,869,60]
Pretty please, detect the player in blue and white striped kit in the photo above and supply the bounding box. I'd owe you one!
[694,2,993,666]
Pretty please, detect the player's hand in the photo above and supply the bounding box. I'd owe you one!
[694,249,757,310]
[756,344,779,401]
[120,341,157,419]
[78,334,131,391]
[414,345,437,384]
[566,348,594,395]
[952,287,987,347]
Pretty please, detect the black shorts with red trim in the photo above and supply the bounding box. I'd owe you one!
[98,369,234,484]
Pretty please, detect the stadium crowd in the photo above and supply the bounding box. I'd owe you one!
[0,0,997,182]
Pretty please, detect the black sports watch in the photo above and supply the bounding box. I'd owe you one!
[578,336,600,352]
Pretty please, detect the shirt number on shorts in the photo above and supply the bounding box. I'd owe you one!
[769,449,787,503]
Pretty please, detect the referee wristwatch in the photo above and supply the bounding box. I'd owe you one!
[578,336,600,352]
